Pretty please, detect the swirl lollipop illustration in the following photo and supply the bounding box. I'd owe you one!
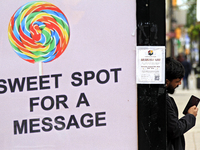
[8,1,70,74]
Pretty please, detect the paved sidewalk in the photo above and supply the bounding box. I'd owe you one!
[169,72,200,150]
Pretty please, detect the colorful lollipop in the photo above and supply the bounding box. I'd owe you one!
[8,1,70,64]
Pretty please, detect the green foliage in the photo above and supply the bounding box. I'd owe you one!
[185,0,196,27]
[186,0,199,40]
[187,24,200,40]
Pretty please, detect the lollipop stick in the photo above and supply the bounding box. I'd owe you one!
[39,61,43,75]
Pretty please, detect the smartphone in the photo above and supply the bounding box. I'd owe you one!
[183,95,200,115]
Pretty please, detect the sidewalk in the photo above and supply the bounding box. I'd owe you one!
[169,72,200,150]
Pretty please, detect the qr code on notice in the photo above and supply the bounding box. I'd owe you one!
[155,75,160,80]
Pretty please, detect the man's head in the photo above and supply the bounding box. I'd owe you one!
[166,57,185,94]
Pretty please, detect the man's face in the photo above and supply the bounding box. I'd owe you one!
[166,78,182,94]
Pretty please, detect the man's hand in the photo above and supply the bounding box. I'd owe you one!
[188,106,198,117]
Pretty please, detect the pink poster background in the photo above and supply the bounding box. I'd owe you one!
[0,0,137,149]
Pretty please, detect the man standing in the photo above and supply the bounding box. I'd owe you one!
[166,57,198,150]
[177,53,191,89]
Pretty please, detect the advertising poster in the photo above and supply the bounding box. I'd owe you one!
[136,46,165,84]
[0,0,137,149]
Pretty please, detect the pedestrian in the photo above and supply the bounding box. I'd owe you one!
[177,53,191,89]
[166,57,198,150]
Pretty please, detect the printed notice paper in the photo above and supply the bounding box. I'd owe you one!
[136,46,165,84]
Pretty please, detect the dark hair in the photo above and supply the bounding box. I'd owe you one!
[166,57,185,81]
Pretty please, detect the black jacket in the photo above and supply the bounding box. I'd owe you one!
[166,94,196,150]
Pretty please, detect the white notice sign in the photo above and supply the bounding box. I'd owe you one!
[136,46,165,84]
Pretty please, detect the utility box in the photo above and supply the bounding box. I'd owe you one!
[194,65,200,89]
[197,77,200,89]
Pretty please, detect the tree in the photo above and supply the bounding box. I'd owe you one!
[185,0,198,41]
[185,0,196,28]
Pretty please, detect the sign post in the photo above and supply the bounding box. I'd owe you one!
[136,0,166,149]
